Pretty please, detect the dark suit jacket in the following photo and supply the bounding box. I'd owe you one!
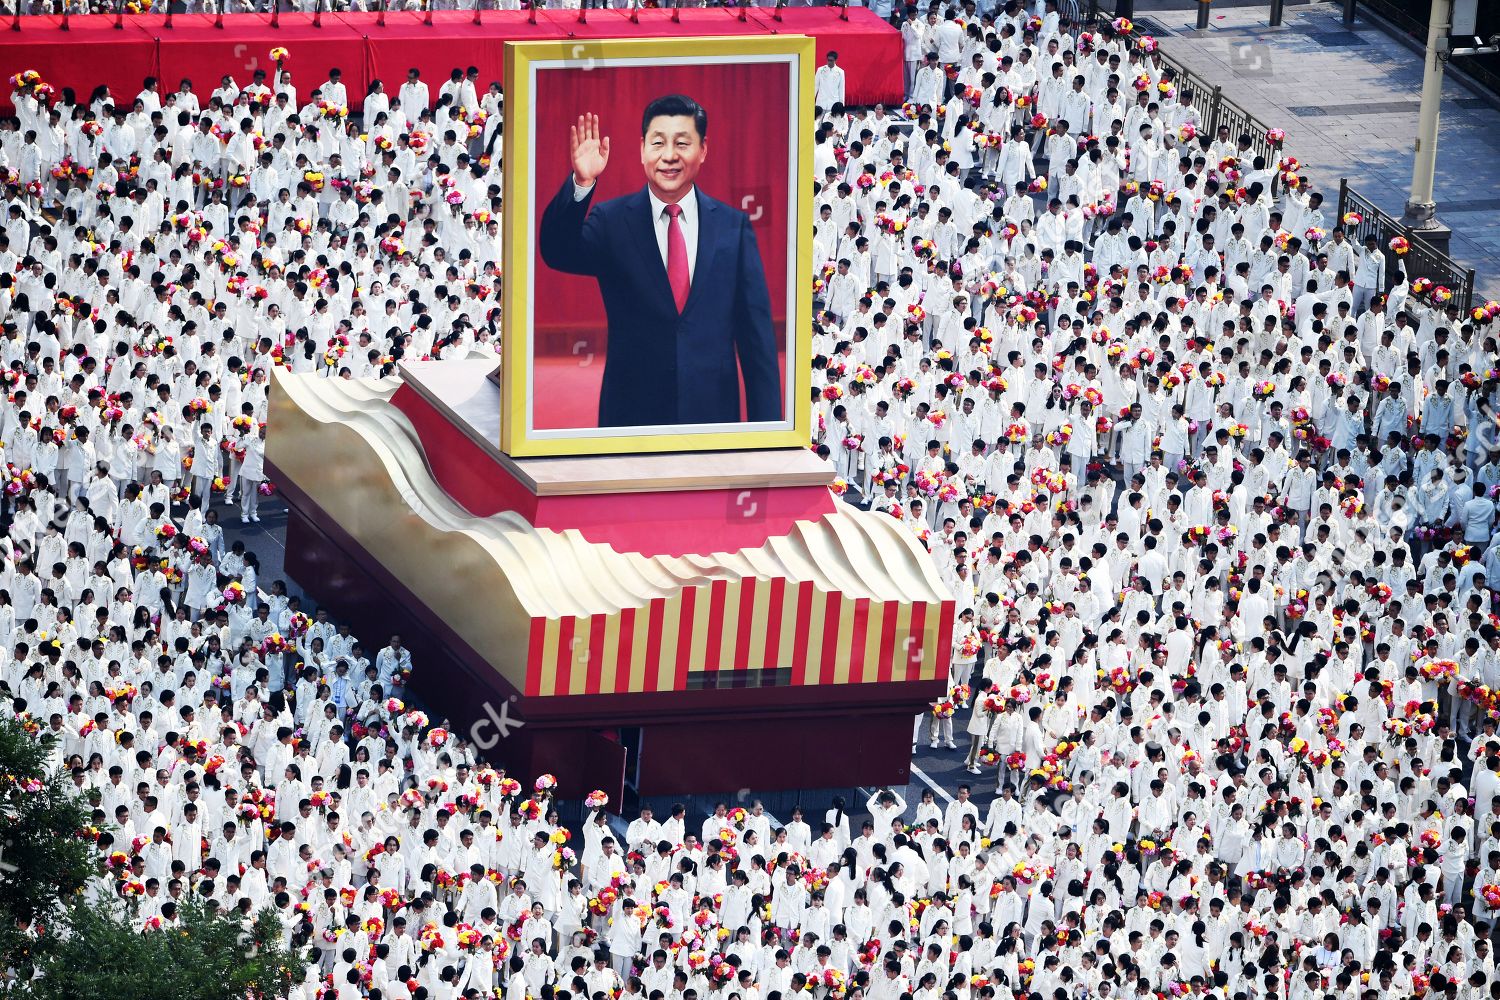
[539,177,782,428]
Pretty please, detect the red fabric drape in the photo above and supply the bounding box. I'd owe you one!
[0,9,900,115]
[528,60,792,430]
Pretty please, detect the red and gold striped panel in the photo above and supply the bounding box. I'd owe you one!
[525,580,954,697]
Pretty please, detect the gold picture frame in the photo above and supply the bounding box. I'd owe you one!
[500,34,815,458]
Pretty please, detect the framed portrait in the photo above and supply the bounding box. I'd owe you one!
[501,35,815,457]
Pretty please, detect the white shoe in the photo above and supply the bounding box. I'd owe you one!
[944,742,958,750]
[251,514,261,523]
[241,515,249,524]
[928,740,938,749]
[966,765,981,774]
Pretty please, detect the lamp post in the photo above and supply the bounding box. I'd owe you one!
[1401,0,1452,253]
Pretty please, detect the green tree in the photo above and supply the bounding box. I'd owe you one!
[0,714,99,978]
[0,715,308,997]
[22,900,307,1000]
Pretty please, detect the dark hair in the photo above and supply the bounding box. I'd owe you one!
[641,95,708,140]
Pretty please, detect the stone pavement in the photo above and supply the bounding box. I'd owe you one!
[1134,0,1500,299]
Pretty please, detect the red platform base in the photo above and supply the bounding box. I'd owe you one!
[280,479,926,797]
[0,8,902,115]
[391,361,837,558]
[265,367,948,799]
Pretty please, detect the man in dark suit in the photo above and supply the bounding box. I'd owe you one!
[539,95,782,428]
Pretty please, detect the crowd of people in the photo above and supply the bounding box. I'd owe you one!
[3,1,1500,999]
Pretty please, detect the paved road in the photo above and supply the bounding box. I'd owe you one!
[215,491,303,601]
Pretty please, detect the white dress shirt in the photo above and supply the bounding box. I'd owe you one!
[814,64,847,110]
[572,181,700,282]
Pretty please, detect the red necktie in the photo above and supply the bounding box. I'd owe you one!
[665,203,690,313]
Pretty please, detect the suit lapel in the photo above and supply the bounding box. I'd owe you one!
[625,189,676,311]
[682,188,724,315]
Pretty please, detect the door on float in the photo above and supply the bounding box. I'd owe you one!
[583,728,627,812]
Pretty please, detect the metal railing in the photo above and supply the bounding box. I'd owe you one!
[1205,84,1279,167]
[1150,51,1278,168]
[1068,5,1481,313]
[1337,178,1477,313]
[1071,2,1280,168]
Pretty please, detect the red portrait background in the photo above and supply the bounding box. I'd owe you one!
[529,59,793,431]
